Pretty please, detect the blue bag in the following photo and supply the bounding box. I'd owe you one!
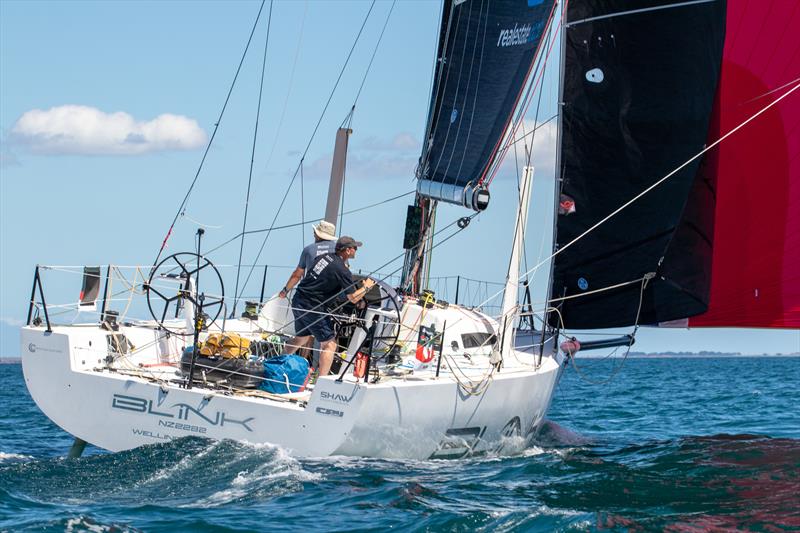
[260,355,310,394]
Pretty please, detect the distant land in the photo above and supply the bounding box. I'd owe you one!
[578,351,800,359]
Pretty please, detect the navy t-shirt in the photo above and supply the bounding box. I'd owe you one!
[295,253,355,306]
[297,240,336,271]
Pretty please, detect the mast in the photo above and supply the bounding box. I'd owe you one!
[324,127,352,230]
[400,196,435,294]
[400,0,452,294]
[544,0,566,331]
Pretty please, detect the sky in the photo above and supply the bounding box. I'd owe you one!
[1,0,797,357]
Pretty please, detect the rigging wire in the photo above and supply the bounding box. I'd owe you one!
[518,80,800,284]
[300,159,305,247]
[428,0,477,184]
[558,274,650,385]
[505,114,558,149]
[233,0,378,303]
[151,0,268,272]
[515,16,555,299]
[253,0,309,201]
[481,1,563,187]
[334,0,397,236]
[349,0,397,115]
[204,190,413,257]
[437,80,800,363]
[404,7,445,298]
[416,2,457,179]
[267,211,480,336]
[232,0,274,317]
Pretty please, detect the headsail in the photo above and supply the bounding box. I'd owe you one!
[685,1,800,329]
[415,0,555,211]
[549,0,726,329]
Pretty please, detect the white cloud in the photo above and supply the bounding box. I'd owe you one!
[494,118,558,180]
[303,132,420,181]
[359,132,420,152]
[298,123,557,184]
[10,105,207,155]
[304,152,418,182]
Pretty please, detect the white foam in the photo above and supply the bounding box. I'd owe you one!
[135,441,219,487]
[521,445,546,457]
[0,451,32,462]
[180,442,322,507]
[65,517,120,533]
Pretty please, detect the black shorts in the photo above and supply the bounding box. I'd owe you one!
[292,295,335,342]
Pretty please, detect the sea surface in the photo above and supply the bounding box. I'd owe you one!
[1,356,798,532]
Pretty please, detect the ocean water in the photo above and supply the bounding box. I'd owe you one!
[1,356,798,532]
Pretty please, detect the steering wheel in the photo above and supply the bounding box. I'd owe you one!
[369,289,402,358]
[145,252,225,335]
[333,284,402,359]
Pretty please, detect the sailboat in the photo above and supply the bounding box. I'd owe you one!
[19,0,798,460]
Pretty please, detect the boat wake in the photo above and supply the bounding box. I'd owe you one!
[2,432,798,532]
[0,438,318,510]
[0,451,32,463]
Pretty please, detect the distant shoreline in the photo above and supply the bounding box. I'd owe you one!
[576,353,800,359]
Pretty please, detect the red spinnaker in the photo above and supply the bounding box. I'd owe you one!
[689,1,800,329]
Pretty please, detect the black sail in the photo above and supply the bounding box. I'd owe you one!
[549,0,726,329]
[416,0,555,211]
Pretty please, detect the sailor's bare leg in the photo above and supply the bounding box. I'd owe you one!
[298,337,313,359]
[285,335,313,355]
[318,339,337,376]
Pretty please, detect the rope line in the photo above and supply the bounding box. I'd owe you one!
[151,0,268,271]
[235,1,378,299]
[232,0,275,317]
[520,80,800,282]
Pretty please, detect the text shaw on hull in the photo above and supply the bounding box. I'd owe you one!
[415,0,555,211]
[686,0,800,329]
[550,0,727,329]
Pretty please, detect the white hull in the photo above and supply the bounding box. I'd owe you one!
[21,324,563,459]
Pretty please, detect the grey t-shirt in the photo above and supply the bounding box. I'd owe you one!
[298,240,336,271]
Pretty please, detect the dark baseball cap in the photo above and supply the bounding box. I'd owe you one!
[335,235,363,251]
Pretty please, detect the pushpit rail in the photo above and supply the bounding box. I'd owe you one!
[26,265,52,332]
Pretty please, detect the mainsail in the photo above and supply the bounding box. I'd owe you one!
[549,0,727,329]
[415,0,555,211]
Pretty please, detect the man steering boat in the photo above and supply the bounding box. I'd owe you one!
[284,235,375,376]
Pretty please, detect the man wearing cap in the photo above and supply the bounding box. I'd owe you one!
[285,236,375,377]
[279,220,337,299]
